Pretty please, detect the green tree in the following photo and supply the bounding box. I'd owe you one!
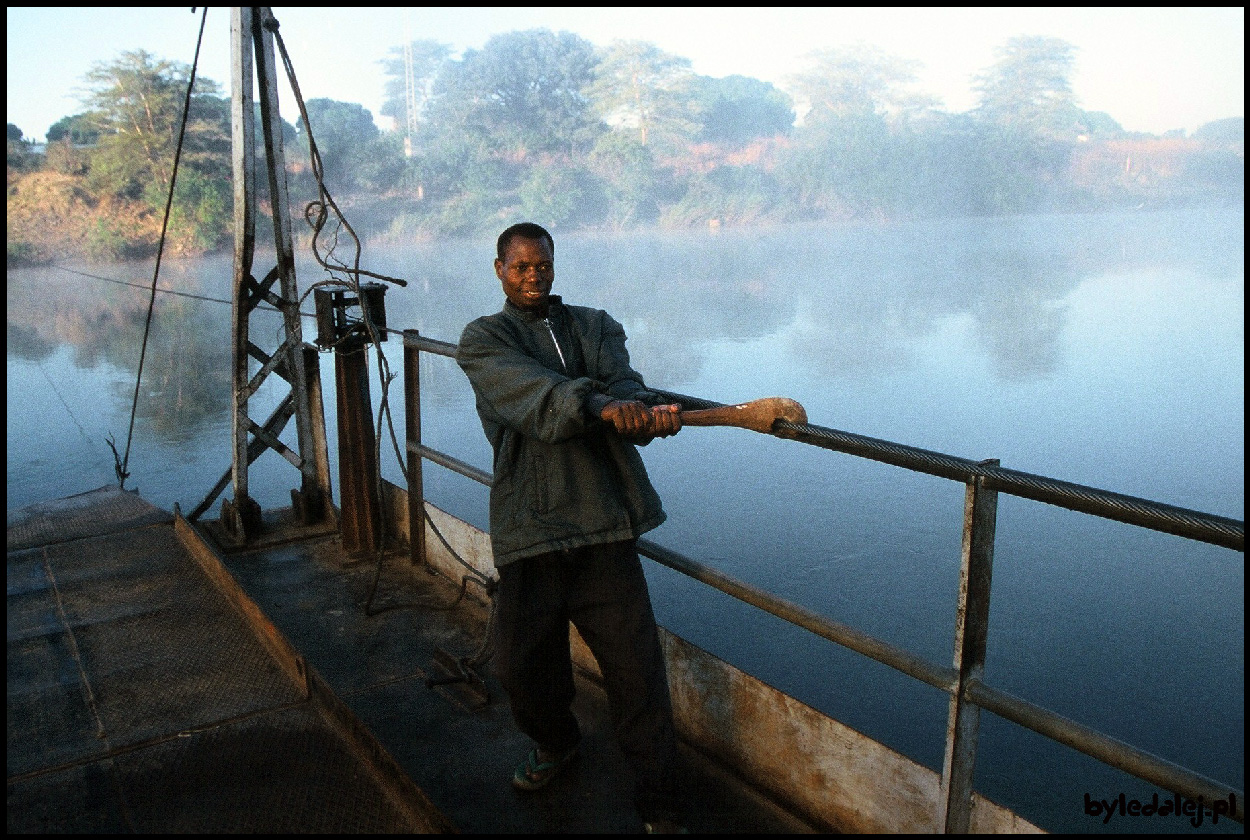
[80,49,228,200]
[662,164,786,227]
[160,169,231,251]
[788,44,932,128]
[411,28,603,233]
[44,138,91,176]
[351,131,409,192]
[1194,116,1244,145]
[694,75,794,147]
[890,111,986,217]
[970,36,1082,211]
[587,132,662,227]
[517,161,607,230]
[297,98,381,192]
[1076,110,1124,140]
[7,123,37,172]
[781,45,934,217]
[423,29,602,159]
[47,113,101,145]
[1187,118,1244,204]
[588,40,699,151]
[55,50,234,254]
[973,36,1080,139]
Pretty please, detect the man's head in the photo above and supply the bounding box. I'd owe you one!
[497,222,554,262]
[496,222,555,314]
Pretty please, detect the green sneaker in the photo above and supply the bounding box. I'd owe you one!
[511,746,577,791]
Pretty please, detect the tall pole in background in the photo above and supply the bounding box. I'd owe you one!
[403,35,417,158]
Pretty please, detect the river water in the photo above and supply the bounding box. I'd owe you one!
[7,208,1243,832]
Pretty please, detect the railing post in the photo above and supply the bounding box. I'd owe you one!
[939,459,999,833]
[404,329,426,567]
[334,341,380,559]
[292,343,334,524]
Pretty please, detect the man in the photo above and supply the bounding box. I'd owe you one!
[456,222,687,833]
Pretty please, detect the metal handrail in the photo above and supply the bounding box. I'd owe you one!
[401,330,1244,827]
[633,535,1241,820]
[651,388,1243,553]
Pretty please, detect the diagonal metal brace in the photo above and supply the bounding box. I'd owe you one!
[239,266,285,315]
[247,417,302,468]
[188,394,296,520]
[243,335,299,398]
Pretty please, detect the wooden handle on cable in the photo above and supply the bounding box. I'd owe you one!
[679,397,808,433]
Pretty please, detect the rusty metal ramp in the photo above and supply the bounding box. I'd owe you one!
[6,488,453,833]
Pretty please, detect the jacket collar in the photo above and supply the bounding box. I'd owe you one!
[503,295,563,323]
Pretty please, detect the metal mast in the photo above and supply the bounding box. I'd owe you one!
[403,37,418,157]
[201,7,332,540]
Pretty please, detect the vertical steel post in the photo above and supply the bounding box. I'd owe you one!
[295,344,334,524]
[938,460,999,833]
[252,7,325,513]
[335,343,380,559]
[403,330,426,567]
[228,8,257,534]
[222,7,332,541]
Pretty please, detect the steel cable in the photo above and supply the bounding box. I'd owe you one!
[647,386,1240,551]
[775,419,1243,551]
[113,6,210,489]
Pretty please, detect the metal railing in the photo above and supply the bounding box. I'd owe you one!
[400,329,1244,831]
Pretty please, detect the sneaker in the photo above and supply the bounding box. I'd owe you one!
[511,746,577,791]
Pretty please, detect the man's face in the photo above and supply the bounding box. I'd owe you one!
[496,235,555,314]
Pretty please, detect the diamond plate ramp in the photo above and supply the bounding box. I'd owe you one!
[7,486,172,552]
[7,494,454,833]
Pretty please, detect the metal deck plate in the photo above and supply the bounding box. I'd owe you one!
[7,494,452,833]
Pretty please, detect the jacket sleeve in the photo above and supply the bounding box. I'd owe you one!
[581,311,668,445]
[587,312,652,402]
[457,318,598,444]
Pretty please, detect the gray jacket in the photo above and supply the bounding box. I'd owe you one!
[456,296,666,566]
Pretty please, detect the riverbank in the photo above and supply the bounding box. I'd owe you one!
[6,170,166,266]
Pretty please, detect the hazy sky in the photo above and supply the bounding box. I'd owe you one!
[6,7,1245,142]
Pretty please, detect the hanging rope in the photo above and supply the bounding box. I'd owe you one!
[112,6,210,490]
[266,16,407,290]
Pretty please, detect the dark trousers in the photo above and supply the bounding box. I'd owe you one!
[494,539,681,820]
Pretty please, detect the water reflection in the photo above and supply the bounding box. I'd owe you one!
[7,208,1243,449]
[7,262,235,444]
[7,322,56,361]
[779,217,1093,381]
[972,275,1069,381]
[378,214,1110,391]
[561,229,800,385]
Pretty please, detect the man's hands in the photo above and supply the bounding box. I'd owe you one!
[600,400,682,439]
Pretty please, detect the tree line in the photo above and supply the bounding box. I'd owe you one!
[7,31,1245,262]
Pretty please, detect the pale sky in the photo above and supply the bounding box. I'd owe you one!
[6,7,1245,142]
